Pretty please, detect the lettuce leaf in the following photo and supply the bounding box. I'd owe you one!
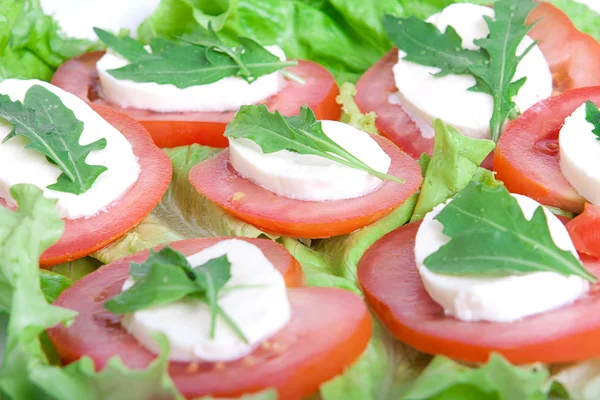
[399,354,551,400]
[410,120,495,222]
[0,184,186,400]
[138,0,404,83]
[336,82,379,135]
[0,0,100,81]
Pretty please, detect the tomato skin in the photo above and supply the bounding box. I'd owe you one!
[567,203,600,259]
[355,3,600,159]
[47,237,371,399]
[358,221,600,364]
[494,86,600,213]
[0,104,172,266]
[189,135,422,238]
[355,51,429,159]
[51,51,341,148]
[528,2,600,92]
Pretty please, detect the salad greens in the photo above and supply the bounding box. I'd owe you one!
[0,0,99,82]
[95,27,297,88]
[410,119,495,222]
[585,100,600,139]
[384,0,537,142]
[225,104,403,183]
[400,354,551,400]
[105,248,245,342]
[425,181,597,282]
[0,85,107,195]
[137,0,600,84]
[336,83,379,135]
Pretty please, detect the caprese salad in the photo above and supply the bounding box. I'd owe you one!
[3,0,600,399]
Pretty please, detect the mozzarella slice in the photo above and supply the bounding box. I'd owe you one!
[0,79,140,220]
[121,239,291,362]
[40,0,160,41]
[391,3,553,139]
[560,102,600,206]
[96,46,287,113]
[414,194,589,322]
[228,120,391,201]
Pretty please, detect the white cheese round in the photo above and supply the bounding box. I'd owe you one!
[0,79,140,220]
[560,102,600,206]
[414,194,589,322]
[391,3,553,139]
[96,46,287,113]
[121,239,291,362]
[228,120,391,201]
[40,0,160,41]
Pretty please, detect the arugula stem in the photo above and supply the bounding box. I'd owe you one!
[281,70,306,85]
[216,305,249,344]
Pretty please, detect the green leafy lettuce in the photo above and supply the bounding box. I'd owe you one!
[0,0,99,81]
[137,0,600,84]
[0,184,184,400]
[410,119,495,222]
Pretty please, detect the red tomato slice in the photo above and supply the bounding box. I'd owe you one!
[567,203,600,259]
[528,2,600,92]
[355,3,600,159]
[48,237,372,400]
[0,104,172,266]
[494,86,600,213]
[51,51,341,148]
[188,135,422,238]
[358,221,600,364]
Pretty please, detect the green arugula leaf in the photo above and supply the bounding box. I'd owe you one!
[225,104,403,183]
[383,15,488,76]
[104,262,198,314]
[0,85,108,195]
[411,119,495,222]
[469,0,538,142]
[96,26,297,88]
[585,100,600,140]
[93,28,152,63]
[384,0,537,142]
[104,248,245,341]
[424,181,596,282]
[129,246,189,279]
[190,255,232,339]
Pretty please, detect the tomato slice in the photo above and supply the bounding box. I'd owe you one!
[357,221,600,364]
[188,135,422,238]
[51,51,341,148]
[494,86,600,213]
[567,203,600,259]
[0,104,172,266]
[528,2,600,92]
[355,3,600,159]
[47,237,372,400]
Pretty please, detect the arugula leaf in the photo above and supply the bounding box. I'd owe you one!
[424,181,596,282]
[96,26,297,88]
[104,247,244,341]
[39,270,72,303]
[104,262,198,314]
[129,246,189,279]
[384,0,537,142]
[383,15,488,76]
[469,0,537,142]
[410,119,495,222]
[93,28,152,63]
[225,104,403,183]
[0,85,108,195]
[585,100,600,140]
